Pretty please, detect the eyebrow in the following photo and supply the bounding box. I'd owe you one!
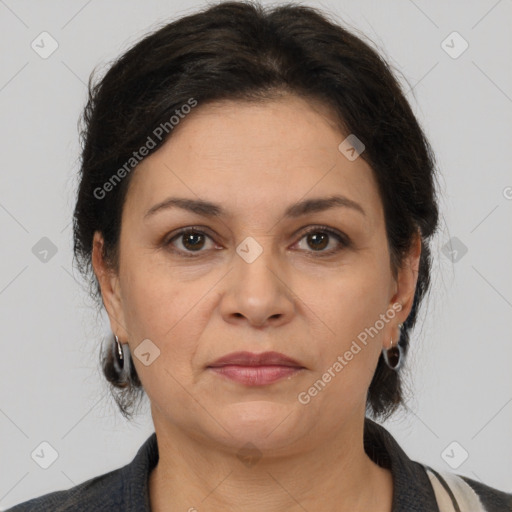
[144,194,366,220]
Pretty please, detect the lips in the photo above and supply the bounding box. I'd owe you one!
[207,351,305,386]
[207,351,303,368]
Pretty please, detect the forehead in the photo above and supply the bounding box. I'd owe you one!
[124,96,382,227]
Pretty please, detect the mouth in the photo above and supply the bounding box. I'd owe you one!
[207,351,305,386]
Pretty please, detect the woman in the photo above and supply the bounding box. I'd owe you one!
[8,1,511,511]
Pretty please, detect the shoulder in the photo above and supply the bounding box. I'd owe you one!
[425,464,512,512]
[460,475,512,512]
[363,419,511,511]
[5,465,125,511]
[5,432,157,512]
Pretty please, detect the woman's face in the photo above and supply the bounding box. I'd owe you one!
[94,95,419,455]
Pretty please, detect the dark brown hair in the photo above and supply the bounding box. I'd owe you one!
[73,1,439,420]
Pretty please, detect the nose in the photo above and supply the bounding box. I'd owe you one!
[219,243,296,329]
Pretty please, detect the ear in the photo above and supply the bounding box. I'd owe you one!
[388,229,422,341]
[91,231,130,342]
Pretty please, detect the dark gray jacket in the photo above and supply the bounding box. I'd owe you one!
[6,418,512,511]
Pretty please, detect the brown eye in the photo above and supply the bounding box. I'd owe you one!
[295,226,349,255]
[165,225,349,258]
[181,232,206,251]
[165,228,216,256]
[305,232,329,251]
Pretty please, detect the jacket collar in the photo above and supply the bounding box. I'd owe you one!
[364,417,438,511]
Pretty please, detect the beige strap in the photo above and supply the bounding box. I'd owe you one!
[425,466,488,512]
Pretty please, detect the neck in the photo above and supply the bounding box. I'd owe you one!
[148,414,393,512]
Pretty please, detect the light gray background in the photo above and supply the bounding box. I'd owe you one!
[1,0,511,508]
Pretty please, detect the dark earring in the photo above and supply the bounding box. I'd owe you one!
[382,323,403,370]
[114,335,124,370]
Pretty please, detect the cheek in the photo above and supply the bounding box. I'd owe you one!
[119,257,206,363]
[314,260,391,347]
[120,267,209,413]
[299,255,391,409]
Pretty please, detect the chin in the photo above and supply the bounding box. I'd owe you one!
[217,400,303,449]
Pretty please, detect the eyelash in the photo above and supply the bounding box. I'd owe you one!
[164,225,350,258]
